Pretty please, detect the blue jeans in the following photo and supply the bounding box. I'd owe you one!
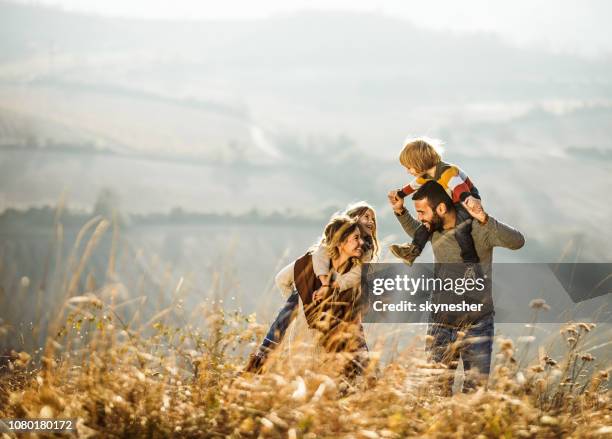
[426,314,494,393]
[255,289,369,378]
[261,290,300,350]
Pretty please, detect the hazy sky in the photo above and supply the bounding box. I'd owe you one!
[20,0,612,57]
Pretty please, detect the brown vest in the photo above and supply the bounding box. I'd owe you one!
[293,253,360,331]
[293,252,322,307]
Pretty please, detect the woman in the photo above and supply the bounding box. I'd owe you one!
[245,202,378,378]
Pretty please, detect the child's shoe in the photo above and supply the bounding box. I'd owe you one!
[389,243,421,266]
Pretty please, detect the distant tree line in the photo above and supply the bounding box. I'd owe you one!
[0,204,341,232]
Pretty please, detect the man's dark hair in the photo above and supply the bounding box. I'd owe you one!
[412,180,455,212]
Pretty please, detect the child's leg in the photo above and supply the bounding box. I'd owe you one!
[412,223,431,253]
[390,223,431,265]
[454,204,479,263]
[245,289,300,372]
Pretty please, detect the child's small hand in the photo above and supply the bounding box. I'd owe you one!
[463,197,487,222]
[464,196,483,213]
[313,285,330,302]
[388,190,404,214]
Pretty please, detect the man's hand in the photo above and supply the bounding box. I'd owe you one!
[388,190,405,214]
[462,197,487,223]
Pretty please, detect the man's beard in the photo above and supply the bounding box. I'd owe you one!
[424,211,444,232]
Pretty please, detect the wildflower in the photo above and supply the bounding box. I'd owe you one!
[561,325,578,337]
[499,338,513,350]
[39,405,55,418]
[580,353,594,362]
[311,383,326,402]
[291,376,307,401]
[134,370,146,382]
[267,412,288,429]
[578,322,596,332]
[239,418,255,433]
[497,366,510,376]
[15,351,31,367]
[76,418,98,438]
[543,356,557,367]
[540,415,558,426]
[260,417,274,432]
[529,299,550,310]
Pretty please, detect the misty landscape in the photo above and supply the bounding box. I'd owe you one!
[1,0,611,334]
[2,0,611,307]
[0,2,610,436]
[1,0,611,330]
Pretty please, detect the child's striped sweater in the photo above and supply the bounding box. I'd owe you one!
[397,160,480,204]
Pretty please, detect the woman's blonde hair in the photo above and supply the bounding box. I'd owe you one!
[322,215,361,270]
[399,136,443,173]
[343,201,379,259]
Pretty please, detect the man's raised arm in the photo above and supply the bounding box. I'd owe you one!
[388,190,421,238]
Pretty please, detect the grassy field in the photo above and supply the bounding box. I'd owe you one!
[0,215,610,438]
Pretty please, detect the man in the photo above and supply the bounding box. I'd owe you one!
[388,180,525,393]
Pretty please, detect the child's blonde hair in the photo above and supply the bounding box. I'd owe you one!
[399,136,443,173]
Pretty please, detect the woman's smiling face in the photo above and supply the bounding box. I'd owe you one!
[358,209,375,237]
[339,227,364,259]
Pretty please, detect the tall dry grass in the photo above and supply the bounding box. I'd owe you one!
[0,214,610,438]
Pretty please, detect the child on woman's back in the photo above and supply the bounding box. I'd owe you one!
[245,202,379,374]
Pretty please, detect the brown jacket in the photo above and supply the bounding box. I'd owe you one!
[294,253,363,338]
